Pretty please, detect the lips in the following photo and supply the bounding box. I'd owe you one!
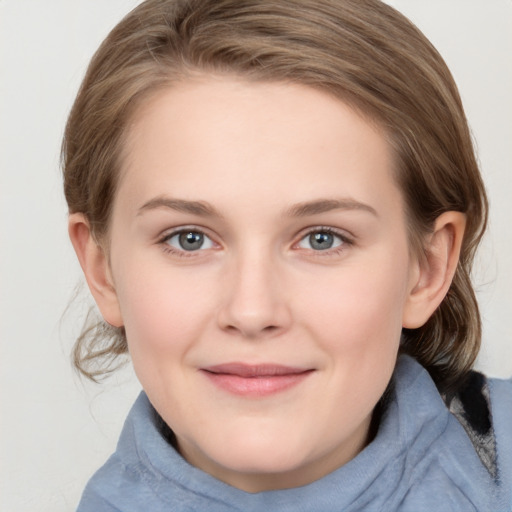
[201,363,314,397]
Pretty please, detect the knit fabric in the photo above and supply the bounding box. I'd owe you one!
[76,356,512,511]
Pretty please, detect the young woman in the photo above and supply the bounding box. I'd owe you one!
[63,0,512,510]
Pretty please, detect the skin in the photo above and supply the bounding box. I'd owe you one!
[69,76,465,493]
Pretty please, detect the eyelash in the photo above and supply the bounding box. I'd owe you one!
[157,226,354,258]
[158,227,216,259]
[295,226,354,257]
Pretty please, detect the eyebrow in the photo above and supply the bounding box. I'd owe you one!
[137,196,378,219]
[285,198,378,218]
[137,197,224,218]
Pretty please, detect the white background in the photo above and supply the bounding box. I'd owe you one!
[1,1,511,510]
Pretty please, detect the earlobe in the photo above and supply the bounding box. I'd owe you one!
[68,213,124,328]
[402,211,466,329]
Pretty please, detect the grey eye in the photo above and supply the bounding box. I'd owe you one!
[298,231,343,251]
[166,231,214,251]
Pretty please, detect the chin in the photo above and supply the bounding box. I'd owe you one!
[225,447,305,474]
[224,431,301,466]
[184,427,311,477]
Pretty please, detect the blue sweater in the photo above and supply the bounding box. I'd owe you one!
[76,356,512,511]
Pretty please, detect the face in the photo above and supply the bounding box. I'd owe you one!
[106,77,420,492]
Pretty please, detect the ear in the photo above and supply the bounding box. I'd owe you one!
[402,211,466,329]
[68,213,123,327]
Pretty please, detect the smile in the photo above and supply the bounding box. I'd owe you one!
[201,363,314,397]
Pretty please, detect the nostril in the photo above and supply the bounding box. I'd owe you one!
[216,287,293,339]
[222,322,281,339]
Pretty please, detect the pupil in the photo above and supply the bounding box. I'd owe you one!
[179,232,204,251]
[310,232,333,250]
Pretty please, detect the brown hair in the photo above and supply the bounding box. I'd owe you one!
[63,0,488,393]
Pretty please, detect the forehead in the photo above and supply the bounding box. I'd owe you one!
[117,76,402,218]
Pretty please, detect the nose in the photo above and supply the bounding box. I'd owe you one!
[216,249,292,340]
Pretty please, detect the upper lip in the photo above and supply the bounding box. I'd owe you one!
[202,363,312,377]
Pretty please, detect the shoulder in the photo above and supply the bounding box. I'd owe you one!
[76,393,173,512]
[76,454,144,512]
[488,375,512,505]
[386,356,512,511]
[446,370,512,509]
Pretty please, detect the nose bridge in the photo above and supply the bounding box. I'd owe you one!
[218,242,290,338]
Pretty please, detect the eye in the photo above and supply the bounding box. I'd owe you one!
[163,230,215,252]
[297,229,345,251]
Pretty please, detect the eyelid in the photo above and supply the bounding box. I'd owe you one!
[293,226,354,253]
[155,224,354,257]
[157,224,214,241]
[157,225,220,255]
[296,226,353,243]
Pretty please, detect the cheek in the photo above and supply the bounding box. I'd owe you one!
[298,255,410,356]
[114,262,214,359]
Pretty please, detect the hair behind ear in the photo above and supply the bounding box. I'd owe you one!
[401,264,481,394]
[400,210,479,394]
[67,213,129,381]
[72,306,128,382]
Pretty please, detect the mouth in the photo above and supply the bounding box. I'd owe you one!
[200,363,314,397]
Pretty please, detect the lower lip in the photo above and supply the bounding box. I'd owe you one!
[202,371,313,397]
